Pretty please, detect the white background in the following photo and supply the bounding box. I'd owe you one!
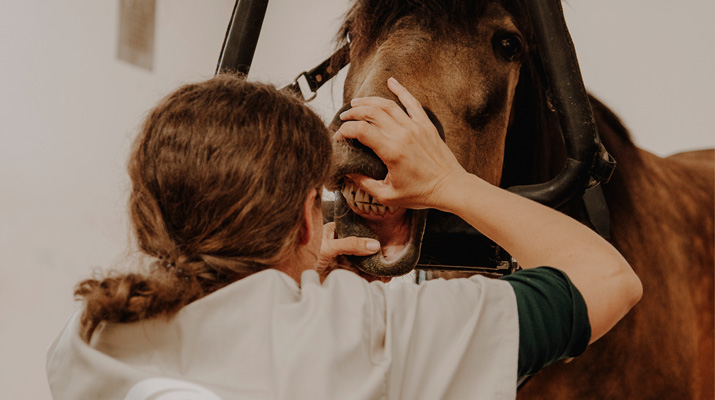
[1,1,712,398]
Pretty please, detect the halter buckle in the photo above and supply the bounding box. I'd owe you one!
[289,72,318,102]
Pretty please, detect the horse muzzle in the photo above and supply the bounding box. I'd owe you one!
[326,103,444,277]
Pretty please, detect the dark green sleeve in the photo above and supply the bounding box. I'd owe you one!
[499,267,591,379]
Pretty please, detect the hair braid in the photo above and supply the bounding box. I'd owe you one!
[75,75,332,342]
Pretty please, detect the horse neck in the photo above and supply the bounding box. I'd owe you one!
[590,95,713,261]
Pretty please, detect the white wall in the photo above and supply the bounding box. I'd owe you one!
[0,1,237,398]
[564,1,715,156]
[0,1,712,398]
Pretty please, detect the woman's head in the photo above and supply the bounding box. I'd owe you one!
[76,75,331,340]
[130,74,331,278]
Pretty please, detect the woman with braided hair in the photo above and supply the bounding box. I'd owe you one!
[47,75,381,399]
[47,75,641,400]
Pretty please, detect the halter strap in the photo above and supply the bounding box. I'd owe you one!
[280,44,350,101]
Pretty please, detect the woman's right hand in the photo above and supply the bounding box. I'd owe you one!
[334,77,468,211]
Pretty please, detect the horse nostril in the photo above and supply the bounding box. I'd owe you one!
[328,101,445,190]
[329,103,353,132]
[422,107,445,141]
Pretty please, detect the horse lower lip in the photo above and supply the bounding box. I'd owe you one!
[334,190,424,276]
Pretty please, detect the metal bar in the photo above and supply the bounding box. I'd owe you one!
[507,0,606,208]
[529,0,597,163]
[216,0,270,76]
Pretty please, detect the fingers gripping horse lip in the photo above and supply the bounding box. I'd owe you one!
[328,113,427,277]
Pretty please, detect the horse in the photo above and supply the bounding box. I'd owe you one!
[326,1,714,398]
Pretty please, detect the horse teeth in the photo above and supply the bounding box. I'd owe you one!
[356,188,366,203]
[345,185,390,215]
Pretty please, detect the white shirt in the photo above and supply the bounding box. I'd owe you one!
[46,269,519,400]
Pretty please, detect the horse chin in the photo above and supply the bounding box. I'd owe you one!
[334,188,427,277]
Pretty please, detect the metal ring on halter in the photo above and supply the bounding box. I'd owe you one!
[290,72,318,102]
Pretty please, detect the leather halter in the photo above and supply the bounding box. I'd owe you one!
[281,44,349,102]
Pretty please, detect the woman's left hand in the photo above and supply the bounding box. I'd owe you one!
[317,222,389,282]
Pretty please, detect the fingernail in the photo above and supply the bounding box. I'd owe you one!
[350,98,362,106]
[388,77,400,86]
[366,240,380,251]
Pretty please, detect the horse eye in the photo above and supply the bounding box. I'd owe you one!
[493,35,523,62]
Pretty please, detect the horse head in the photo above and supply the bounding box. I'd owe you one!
[328,0,567,276]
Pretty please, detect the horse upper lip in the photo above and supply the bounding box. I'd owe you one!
[328,139,388,191]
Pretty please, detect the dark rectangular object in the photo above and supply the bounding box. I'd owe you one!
[117,0,156,71]
[216,0,269,76]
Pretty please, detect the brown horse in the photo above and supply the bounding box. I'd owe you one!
[328,1,714,398]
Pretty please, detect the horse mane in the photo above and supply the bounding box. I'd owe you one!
[588,95,635,145]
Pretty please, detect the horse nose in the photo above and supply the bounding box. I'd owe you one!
[424,107,445,140]
[329,102,446,141]
[328,103,353,132]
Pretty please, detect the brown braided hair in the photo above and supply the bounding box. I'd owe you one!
[75,75,332,342]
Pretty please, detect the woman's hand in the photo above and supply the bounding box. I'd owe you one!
[316,222,389,283]
[334,77,467,211]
